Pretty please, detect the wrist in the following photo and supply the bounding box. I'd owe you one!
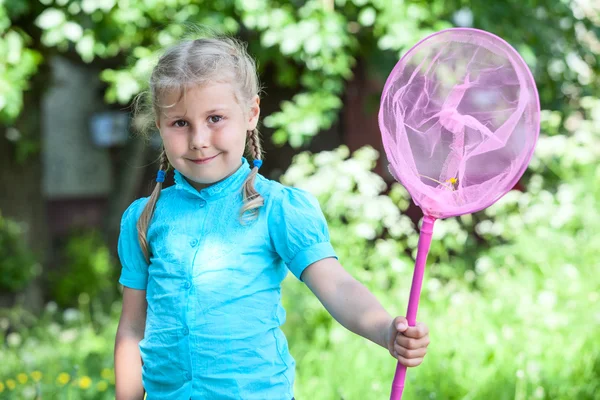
[380,315,394,350]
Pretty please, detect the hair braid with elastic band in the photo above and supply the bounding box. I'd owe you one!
[137,148,169,262]
[241,128,264,221]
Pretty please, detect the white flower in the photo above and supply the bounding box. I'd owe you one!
[475,257,493,275]
[390,259,408,273]
[59,328,78,344]
[63,308,80,323]
[45,301,58,313]
[354,223,376,240]
[534,386,545,399]
[7,332,22,347]
[453,8,473,27]
[329,327,347,344]
[427,278,441,293]
[48,322,61,336]
[20,351,36,366]
[502,326,514,340]
[485,332,498,346]
[22,387,37,399]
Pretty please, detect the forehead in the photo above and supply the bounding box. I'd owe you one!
[160,82,241,113]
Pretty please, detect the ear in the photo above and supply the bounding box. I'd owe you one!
[247,95,260,131]
[155,118,161,130]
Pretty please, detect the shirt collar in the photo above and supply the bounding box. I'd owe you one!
[173,157,251,200]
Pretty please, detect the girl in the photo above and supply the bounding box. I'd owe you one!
[114,36,430,400]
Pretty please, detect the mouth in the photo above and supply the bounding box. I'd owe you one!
[188,153,220,165]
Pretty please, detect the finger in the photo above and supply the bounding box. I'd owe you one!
[394,354,424,368]
[393,316,408,332]
[394,344,427,360]
[396,335,430,350]
[402,322,429,339]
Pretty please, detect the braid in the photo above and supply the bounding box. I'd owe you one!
[240,129,264,222]
[249,128,263,162]
[137,148,169,263]
[158,148,169,172]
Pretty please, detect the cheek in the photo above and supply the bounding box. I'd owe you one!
[161,132,187,152]
[215,126,247,149]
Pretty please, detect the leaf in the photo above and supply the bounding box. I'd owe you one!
[303,35,322,55]
[5,30,23,64]
[63,22,83,42]
[35,8,66,30]
[358,7,376,27]
[75,34,95,63]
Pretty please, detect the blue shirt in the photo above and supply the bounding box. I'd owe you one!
[118,158,337,399]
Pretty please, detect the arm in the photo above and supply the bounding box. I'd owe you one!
[301,257,430,366]
[115,287,147,400]
[301,257,393,349]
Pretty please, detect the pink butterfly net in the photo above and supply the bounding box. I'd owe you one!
[380,28,539,219]
[378,28,540,399]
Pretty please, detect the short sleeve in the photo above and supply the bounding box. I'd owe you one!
[117,198,150,290]
[268,186,337,281]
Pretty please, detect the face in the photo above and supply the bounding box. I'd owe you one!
[156,82,260,191]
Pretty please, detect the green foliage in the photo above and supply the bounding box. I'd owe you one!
[0,299,117,399]
[50,230,117,308]
[0,211,40,293]
[279,144,600,399]
[2,143,598,398]
[0,2,42,124]
[2,0,598,148]
[0,1,598,399]
[1,136,599,398]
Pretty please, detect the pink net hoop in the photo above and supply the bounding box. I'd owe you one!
[379,28,540,219]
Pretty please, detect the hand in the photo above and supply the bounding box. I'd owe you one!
[385,316,430,367]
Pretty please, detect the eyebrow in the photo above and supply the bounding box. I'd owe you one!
[165,108,229,119]
[164,107,229,120]
[204,108,229,115]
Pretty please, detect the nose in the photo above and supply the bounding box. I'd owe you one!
[189,125,211,150]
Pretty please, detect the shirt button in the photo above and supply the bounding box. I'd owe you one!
[182,327,189,335]
[189,239,198,247]
[183,281,191,289]
[199,201,206,208]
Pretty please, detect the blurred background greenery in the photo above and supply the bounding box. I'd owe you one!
[0,0,599,399]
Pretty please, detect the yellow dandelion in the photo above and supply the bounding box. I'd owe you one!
[56,372,70,385]
[0,382,4,392]
[6,379,16,390]
[31,371,43,382]
[17,373,28,384]
[96,380,108,392]
[100,368,112,380]
[448,177,457,184]
[78,376,92,389]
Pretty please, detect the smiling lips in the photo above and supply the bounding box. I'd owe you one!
[189,154,220,164]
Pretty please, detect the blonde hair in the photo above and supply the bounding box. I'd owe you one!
[133,35,264,263]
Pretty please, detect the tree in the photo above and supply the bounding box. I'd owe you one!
[0,0,598,308]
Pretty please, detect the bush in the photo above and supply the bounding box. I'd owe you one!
[0,211,40,293]
[0,298,118,399]
[1,96,598,399]
[280,141,599,399]
[50,230,117,309]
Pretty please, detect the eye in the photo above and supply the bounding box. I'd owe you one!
[208,115,224,124]
[173,119,188,128]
